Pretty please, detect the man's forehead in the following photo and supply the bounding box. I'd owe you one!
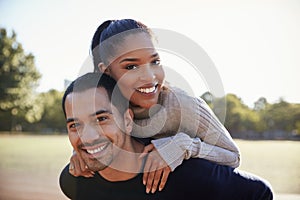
[66,87,114,116]
[71,87,108,100]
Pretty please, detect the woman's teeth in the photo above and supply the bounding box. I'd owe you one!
[137,86,156,94]
[87,146,105,154]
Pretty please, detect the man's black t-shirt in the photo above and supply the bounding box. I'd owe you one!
[60,158,273,200]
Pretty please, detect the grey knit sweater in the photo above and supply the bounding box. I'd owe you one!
[131,86,240,171]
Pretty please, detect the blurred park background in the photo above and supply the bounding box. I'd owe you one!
[1,26,300,199]
[1,0,300,199]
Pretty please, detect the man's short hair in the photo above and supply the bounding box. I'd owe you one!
[62,72,129,117]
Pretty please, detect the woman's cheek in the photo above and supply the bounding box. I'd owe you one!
[118,82,134,99]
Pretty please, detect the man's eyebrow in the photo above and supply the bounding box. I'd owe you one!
[65,110,112,123]
[66,118,77,124]
[119,53,159,64]
[91,109,112,117]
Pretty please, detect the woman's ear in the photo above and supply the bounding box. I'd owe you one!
[98,63,110,75]
[123,109,133,134]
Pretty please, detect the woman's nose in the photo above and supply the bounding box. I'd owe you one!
[139,65,156,82]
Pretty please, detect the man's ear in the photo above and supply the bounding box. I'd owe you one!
[98,63,110,75]
[123,109,133,134]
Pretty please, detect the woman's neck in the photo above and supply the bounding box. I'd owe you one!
[130,96,163,119]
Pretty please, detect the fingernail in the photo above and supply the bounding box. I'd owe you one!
[143,180,145,185]
[159,187,162,191]
[151,188,156,193]
[146,188,150,193]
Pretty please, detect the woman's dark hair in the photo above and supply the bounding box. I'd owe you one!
[91,19,152,72]
[62,73,129,117]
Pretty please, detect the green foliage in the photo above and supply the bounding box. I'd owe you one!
[0,28,41,130]
[202,93,300,137]
[261,99,300,132]
[0,28,66,133]
[222,94,262,132]
[34,89,66,132]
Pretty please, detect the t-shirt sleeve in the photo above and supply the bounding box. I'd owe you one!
[59,164,77,199]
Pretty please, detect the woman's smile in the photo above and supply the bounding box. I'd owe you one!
[136,83,158,94]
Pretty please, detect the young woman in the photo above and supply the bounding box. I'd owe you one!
[69,19,241,194]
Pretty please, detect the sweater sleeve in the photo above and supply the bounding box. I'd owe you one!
[151,132,239,171]
[189,97,241,168]
[152,132,240,171]
[151,87,240,170]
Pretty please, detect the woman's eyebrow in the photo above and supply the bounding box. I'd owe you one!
[119,53,159,64]
[119,58,139,63]
[150,53,159,58]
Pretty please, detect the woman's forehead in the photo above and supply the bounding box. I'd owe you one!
[110,33,156,61]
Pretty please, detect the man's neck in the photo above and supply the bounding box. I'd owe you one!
[98,138,145,182]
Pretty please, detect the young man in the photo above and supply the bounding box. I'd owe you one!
[59,73,273,200]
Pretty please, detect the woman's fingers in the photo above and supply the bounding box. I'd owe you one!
[139,144,155,159]
[143,159,151,185]
[70,156,81,176]
[69,152,94,177]
[159,168,171,191]
[141,145,171,193]
[79,155,88,172]
[150,168,163,193]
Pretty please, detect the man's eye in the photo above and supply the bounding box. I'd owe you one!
[96,116,108,122]
[69,122,80,129]
[125,64,138,70]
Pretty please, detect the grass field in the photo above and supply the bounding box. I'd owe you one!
[0,134,299,199]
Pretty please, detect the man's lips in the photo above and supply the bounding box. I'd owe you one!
[81,143,109,156]
[86,145,106,154]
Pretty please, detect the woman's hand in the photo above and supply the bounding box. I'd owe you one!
[69,151,95,178]
[140,144,171,194]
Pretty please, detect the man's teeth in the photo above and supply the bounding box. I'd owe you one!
[87,146,105,154]
[137,86,156,93]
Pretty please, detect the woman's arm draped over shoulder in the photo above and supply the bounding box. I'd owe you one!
[133,86,240,171]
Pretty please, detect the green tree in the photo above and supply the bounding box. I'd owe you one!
[262,99,300,132]
[34,89,66,132]
[222,94,262,133]
[0,28,41,131]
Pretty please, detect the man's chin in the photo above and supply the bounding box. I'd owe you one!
[86,159,109,171]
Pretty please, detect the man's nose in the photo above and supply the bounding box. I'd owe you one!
[80,124,102,143]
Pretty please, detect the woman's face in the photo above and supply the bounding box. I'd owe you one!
[104,32,165,109]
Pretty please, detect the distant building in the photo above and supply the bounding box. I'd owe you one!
[64,79,72,90]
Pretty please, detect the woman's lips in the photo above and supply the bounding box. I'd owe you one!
[136,84,158,94]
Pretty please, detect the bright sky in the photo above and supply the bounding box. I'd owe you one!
[1,0,299,107]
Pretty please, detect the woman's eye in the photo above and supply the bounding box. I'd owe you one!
[125,64,138,70]
[151,59,161,66]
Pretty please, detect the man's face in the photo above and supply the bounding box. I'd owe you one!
[65,87,132,171]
